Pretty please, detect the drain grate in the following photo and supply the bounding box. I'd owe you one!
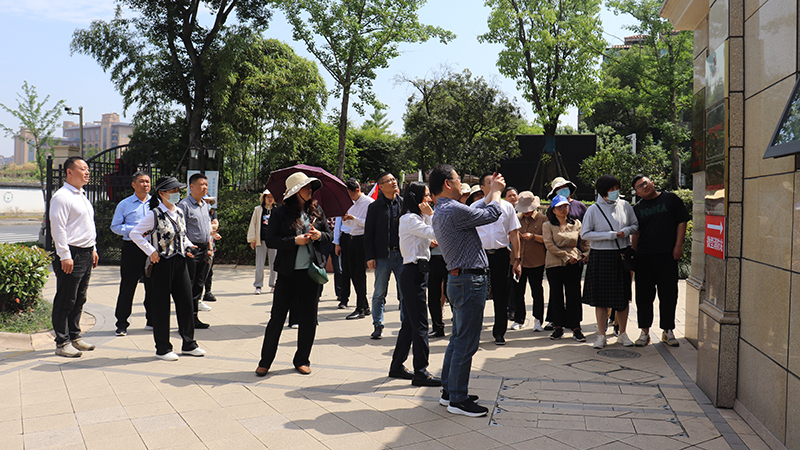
[598,349,642,359]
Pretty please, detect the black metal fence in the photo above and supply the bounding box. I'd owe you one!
[45,143,159,264]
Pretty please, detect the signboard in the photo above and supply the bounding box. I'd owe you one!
[186,170,220,209]
[704,215,725,259]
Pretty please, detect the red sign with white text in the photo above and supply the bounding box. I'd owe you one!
[704,215,725,259]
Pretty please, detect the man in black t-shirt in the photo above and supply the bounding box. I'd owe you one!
[631,175,690,348]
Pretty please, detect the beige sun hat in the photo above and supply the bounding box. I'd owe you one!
[515,191,541,213]
[259,188,274,204]
[283,172,322,199]
[461,182,471,195]
[547,176,577,199]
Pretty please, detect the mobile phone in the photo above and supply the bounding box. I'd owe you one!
[512,271,520,283]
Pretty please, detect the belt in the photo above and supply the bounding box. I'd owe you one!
[485,248,509,255]
[389,246,400,252]
[68,245,94,254]
[449,268,488,276]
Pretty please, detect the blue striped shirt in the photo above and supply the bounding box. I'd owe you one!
[432,197,502,271]
[110,193,151,241]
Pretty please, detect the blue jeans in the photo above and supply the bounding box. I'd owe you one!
[371,250,404,326]
[441,273,487,404]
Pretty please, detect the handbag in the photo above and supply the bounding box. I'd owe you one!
[306,242,329,284]
[595,204,636,272]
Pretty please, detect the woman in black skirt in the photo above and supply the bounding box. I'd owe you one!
[255,172,332,376]
[580,175,639,349]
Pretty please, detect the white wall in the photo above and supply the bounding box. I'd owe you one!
[0,186,45,214]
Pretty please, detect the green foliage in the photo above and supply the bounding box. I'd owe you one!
[93,200,121,263]
[0,162,38,182]
[678,220,693,279]
[578,125,669,190]
[0,82,65,187]
[214,190,260,265]
[402,69,524,176]
[673,188,693,220]
[0,300,53,334]
[0,244,51,314]
[277,0,455,177]
[128,109,187,176]
[479,0,605,135]
[352,124,409,182]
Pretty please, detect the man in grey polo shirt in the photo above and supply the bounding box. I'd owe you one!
[178,173,214,329]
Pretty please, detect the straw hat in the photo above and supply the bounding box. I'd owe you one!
[547,176,577,199]
[283,172,322,199]
[259,188,274,204]
[515,191,541,213]
[460,182,471,195]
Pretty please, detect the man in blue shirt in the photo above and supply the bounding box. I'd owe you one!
[110,171,153,336]
[430,164,505,417]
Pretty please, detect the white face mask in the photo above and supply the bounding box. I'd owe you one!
[606,190,620,202]
[166,192,181,205]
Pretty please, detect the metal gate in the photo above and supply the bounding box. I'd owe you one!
[44,143,160,264]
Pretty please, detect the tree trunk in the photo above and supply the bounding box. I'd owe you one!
[669,87,680,189]
[336,86,351,179]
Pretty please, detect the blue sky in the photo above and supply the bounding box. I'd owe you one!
[0,0,636,158]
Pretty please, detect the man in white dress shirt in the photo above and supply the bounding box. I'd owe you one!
[49,156,98,357]
[339,178,373,319]
[472,172,521,345]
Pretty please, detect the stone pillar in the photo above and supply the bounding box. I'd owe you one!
[51,145,80,168]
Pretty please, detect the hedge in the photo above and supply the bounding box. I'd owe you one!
[0,244,51,314]
[214,190,261,265]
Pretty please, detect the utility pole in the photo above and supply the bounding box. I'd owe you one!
[65,106,84,157]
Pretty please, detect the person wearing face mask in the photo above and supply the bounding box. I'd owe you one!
[580,175,639,349]
[130,176,206,361]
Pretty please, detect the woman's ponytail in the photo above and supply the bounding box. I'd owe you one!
[149,192,160,210]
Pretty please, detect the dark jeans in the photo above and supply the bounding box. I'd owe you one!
[115,240,153,330]
[52,248,93,345]
[390,263,431,378]
[186,243,211,314]
[348,234,369,312]
[513,265,545,324]
[635,253,679,330]
[427,255,448,333]
[259,269,320,369]
[546,263,583,330]
[150,255,197,355]
[487,248,511,339]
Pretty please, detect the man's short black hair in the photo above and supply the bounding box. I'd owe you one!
[429,164,455,196]
[631,174,646,189]
[376,171,392,184]
[595,175,621,196]
[345,177,360,192]
[64,156,86,171]
[503,186,518,196]
[189,172,208,185]
[478,171,494,187]
[131,171,150,183]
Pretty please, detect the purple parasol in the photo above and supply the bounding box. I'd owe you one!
[265,164,353,218]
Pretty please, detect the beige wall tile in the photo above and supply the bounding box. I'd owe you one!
[744,0,797,96]
[744,77,796,178]
[744,0,767,21]
[727,202,742,259]
[706,255,727,307]
[697,308,721,403]
[709,0,730,51]
[738,340,787,442]
[730,0,744,36]
[786,374,800,448]
[740,259,790,364]
[742,174,793,268]
[729,148,744,202]
[793,172,800,273]
[789,273,800,375]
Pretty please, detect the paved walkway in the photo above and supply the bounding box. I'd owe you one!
[0,265,770,450]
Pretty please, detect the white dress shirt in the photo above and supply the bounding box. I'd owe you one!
[130,204,189,257]
[472,198,521,250]
[49,182,97,260]
[344,193,372,236]
[399,213,436,264]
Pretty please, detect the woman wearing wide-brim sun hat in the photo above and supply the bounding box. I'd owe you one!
[465,184,485,206]
[256,172,332,377]
[247,188,277,294]
[547,176,587,222]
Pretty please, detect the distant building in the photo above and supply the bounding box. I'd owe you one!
[0,155,13,167]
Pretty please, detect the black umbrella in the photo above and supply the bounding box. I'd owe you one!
[265,164,353,218]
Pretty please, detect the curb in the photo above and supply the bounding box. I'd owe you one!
[0,330,56,351]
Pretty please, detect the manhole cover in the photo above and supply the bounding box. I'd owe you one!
[597,349,641,359]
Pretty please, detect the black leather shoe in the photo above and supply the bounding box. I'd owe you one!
[388,366,414,379]
[363,308,371,315]
[194,319,210,329]
[412,375,442,387]
[203,292,217,302]
[428,329,445,338]
[371,324,383,339]
[346,310,365,320]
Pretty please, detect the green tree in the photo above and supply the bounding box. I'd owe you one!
[70,1,272,158]
[589,0,693,188]
[362,108,393,133]
[277,0,455,178]
[479,0,605,136]
[0,82,64,189]
[402,69,524,176]
[578,124,669,191]
[352,120,408,182]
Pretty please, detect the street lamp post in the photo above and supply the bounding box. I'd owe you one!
[189,144,217,174]
[65,106,84,158]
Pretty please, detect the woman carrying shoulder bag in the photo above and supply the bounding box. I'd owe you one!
[255,172,332,376]
[130,176,206,361]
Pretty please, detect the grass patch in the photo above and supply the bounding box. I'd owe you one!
[0,300,53,334]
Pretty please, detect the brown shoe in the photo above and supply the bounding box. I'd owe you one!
[296,365,311,375]
[255,367,268,377]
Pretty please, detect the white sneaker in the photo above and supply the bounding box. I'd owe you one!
[55,342,82,358]
[182,347,206,357]
[618,332,634,347]
[290,324,299,329]
[662,330,680,347]
[593,335,606,349]
[156,351,179,361]
[634,331,651,347]
[198,301,212,311]
[144,325,154,331]
[533,319,543,332]
[510,322,524,330]
[255,287,261,295]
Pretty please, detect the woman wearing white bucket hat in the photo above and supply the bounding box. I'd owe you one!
[247,189,277,294]
[256,172,332,376]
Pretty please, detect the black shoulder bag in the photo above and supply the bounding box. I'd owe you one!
[596,204,636,272]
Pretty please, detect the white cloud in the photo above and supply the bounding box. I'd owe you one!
[0,0,117,24]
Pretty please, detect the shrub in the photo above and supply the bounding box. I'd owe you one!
[214,189,261,265]
[0,244,51,314]
[678,220,693,279]
[673,188,693,221]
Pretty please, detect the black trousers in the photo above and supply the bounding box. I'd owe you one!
[115,240,153,330]
[338,233,352,304]
[348,234,369,312]
[186,243,211,314]
[52,247,93,345]
[259,269,320,369]
[635,253,679,330]
[390,263,431,378]
[546,263,583,330]
[149,255,197,354]
[427,254,448,333]
[487,248,511,339]
[513,265,545,324]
